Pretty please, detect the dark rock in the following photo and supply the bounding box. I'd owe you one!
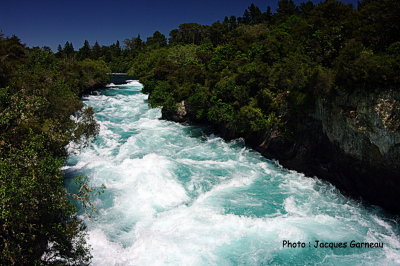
[162,101,189,122]
[160,88,400,214]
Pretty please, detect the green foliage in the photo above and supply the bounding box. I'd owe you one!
[187,85,210,119]
[387,42,400,56]
[0,34,109,264]
[77,40,91,60]
[3,3,396,261]
[0,136,91,265]
[214,75,247,105]
[126,0,399,146]
[124,35,144,57]
[357,0,400,51]
[269,54,314,92]
[78,59,111,90]
[148,81,175,110]
[207,98,235,126]
[0,35,27,87]
[237,104,269,134]
[146,31,167,48]
[167,45,200,67]
[276,0,298,20]
[169,23,209,45]
[127,48,169,94]
[334,40,400,92]
[91,41,102,59]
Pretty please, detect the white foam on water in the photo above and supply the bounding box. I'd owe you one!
[65,82,400,265]
[118,80,142,87]
[106,83,117,87]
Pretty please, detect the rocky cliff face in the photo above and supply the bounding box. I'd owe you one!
[304,89,400,213]
[315,89,400,170]
[161,101,188,122]
[161,89,400,213]
[264,88,400,213]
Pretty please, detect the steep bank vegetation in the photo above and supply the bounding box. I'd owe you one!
[121,0,399,211]
[126,0,399,143]
[0,34,110,264]
[51,0,399,140]
[1,0,399,262]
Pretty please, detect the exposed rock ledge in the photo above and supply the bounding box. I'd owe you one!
[162,101,188,122]
[161,90,400,214]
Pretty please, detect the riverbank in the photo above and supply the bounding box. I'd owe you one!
[65,80,400,264]
[160,87,400,214]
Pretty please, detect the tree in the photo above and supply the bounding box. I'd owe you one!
[124,35,144,56]
[110,40,121,57]
[357,0,400,51]
[263,6,273,23]
[0,35,27,87]
[209,22,229,46]
[229,16,237,30]
[78,40,91,60]
[169,23,208,45]
[0,34,109,265]
[247,4,263,24]
[299,1,315,16]
[240,9,251,24]
[91,41,102,59]
[56,44,63,57]
[63,41,75,58]
[276,0,297,20]
[223,16,229,26]
[307,0,355,66]
[146,31,167,48]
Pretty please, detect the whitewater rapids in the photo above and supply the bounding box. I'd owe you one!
[65,81,400,265]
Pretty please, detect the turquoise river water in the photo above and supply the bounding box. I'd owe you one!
[64,81,400,265]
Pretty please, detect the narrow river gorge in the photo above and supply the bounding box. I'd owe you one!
[64,80,400,265]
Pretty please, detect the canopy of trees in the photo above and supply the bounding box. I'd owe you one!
[1,0,399,263]
[126,0,400,143]
[0,34,110,264]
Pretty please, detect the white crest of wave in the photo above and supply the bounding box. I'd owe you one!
[65,81,400,265]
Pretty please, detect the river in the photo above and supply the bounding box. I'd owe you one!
[64,80,400,265]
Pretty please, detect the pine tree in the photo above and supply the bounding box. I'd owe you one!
[229,16,237,30]
[263,6,272,23]
[223,16,229,25]
[242,9,251,24]
[56,44,63,57]
[248,4,263,24]
[277,0,297,19]
[63,41,75,58]
[78,40,91,60]
[134,35,143,49]
[92,41,102,59]
[111,40,121,57]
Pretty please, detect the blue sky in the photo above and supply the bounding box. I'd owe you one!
[0,0,358,50]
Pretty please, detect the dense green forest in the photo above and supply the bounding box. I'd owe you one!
[56,0,399,145]
[1,0,399,263]
[125,0,400,144]
[0,34,110,264]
